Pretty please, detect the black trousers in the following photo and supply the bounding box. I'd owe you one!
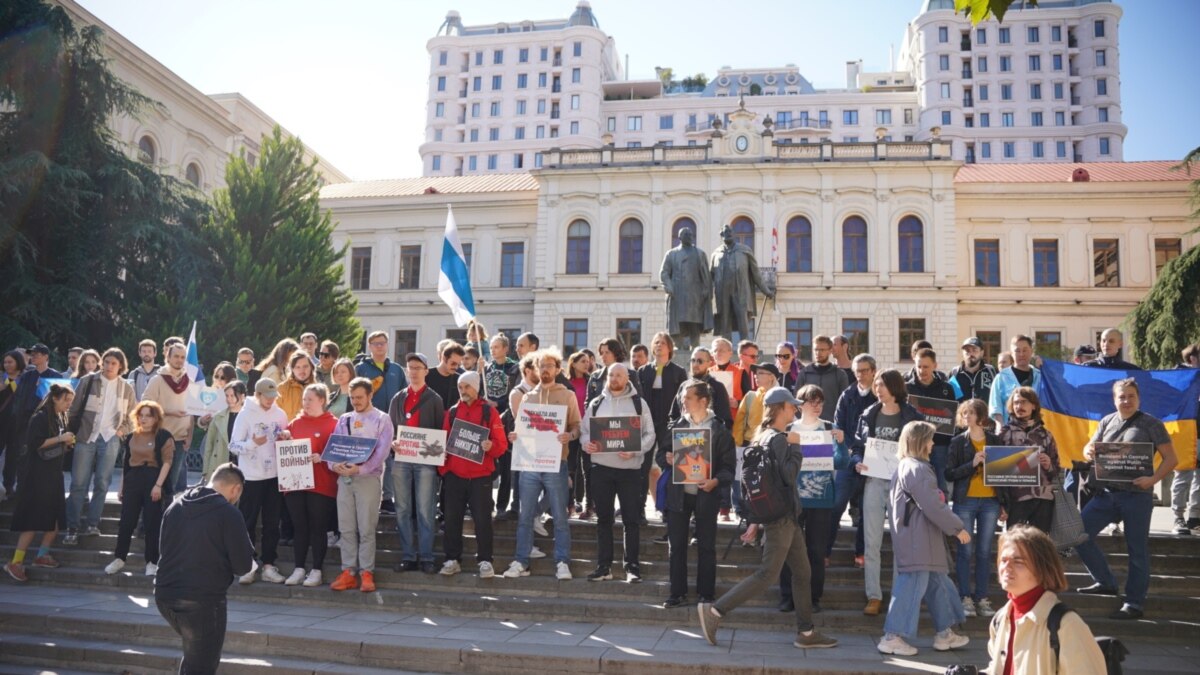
[567,439,593,508]
[1008,497,1054,534]
[115,466,165,564]
[284,491,335,570]
[442,473,494,563]
[591,464,643,569]
[779,508,833,604]
[156,597,226,675]
[239,478,281,565]
[494,451,517,513]
[667,491,719,598]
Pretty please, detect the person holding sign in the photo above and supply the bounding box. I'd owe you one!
[440,371,507,578]
[944,398,1003,619]
[854,369,924,616]
[877,422,971,657]
[504,349,581,581]
[905,348,959,494]
[581,363,655,583]
[387,353,446,574]
[328,378,393,593]
[697,386,837,650]
[659,380,735,608]
[283,384,338,587]
[1075,378,1177,620]
[996,387,1059,534]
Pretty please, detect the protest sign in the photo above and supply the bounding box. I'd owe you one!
[984,445,1042,487]
[275,439,315,492]
[862,438,900,480]
[1093,442,1154,486]
[672,428,712,484]
[710,370,734,398]
[392,426,447,467]
[185,384,227,417]
[513,402,567,472]
[795,429,835,505]
[321,434,377,464]
[589,416,639,453]
[447,418,489,464]
[908,395,957,436]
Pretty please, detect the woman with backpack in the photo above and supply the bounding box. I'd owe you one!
[988,525,1107,673]
[697,386,837,650]
[877,421,971,657]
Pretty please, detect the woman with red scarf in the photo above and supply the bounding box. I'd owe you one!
[284,383,338,587]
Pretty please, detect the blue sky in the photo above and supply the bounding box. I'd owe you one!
[77,0,1200,181]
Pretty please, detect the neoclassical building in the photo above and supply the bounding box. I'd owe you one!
[324,105,1194,367]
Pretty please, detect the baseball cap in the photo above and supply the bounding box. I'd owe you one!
[27,343,50,355]
[750,363,784,380]
[763,386,802,407]
[254,378,279,398]
[961,337,983,349]
[1074,344,1098,358]
[404,352,429,367]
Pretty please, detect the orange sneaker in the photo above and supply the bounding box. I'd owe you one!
[330,569,358,591]
[359,570,376,593]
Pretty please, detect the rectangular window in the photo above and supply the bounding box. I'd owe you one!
[658,114,674,130]
[540,47,548,62]
[1093,239,1120,287]
[1003,141,1015,158]
[1099,136,1111,155]
[513,153,523,169]
[999,27,1010,44]
[627,141,641,148]
[535,126,545,139]
[627,115,642,131]
[1094,19,1105,38]
[538,72,547,88]
[843,109,859,124]
[537,99,546,114]
[571,67,581,83]
[1000,55,1012,72]
[876,109,892,124]
[940,83,951,99]
[490,101,500,116]
[563,319,587,358]
[434,102,444,117]
[607,116,616,132]
[979,84,989,101]
[976,331,1002,362]
[1001,84,1012,100]
[1033,239,1059,287]
[1031,111,1043,126]
[438,51,448,66]
[486,154,497,170]
[898,319,926,361]
[570,94,580,110]
[350,247,371,290]
[614,319,641,354]
[469,129,479,142]
[1155,238,1183,275]
[569,121,579,134]
[939,54,950,71]
[1028,26,1040,43]
[981,141,991,158]
[1055,111,1065,126]
[978,56,988,73]
[942,110,951,124]
[514,126,525,140]
[980,112,990,127]
[1002,112,1014,127]
[475,51,483,66]
[1098,107,1108,122]
[1054,82,1064,99]
[519,47,529,63]
[534,152,543,168]
[500,242,525,287]
[1052,54,1063,71]
[1031,83,1042,100]
[1096,49,1107,67]
[492,75,502,90]
[386,330,417,364]
[493,49,503,65]
[1035,332,1063,361]
[516,100,527,115]
[1056,140,1067,157]
[517,73,528,89]
[1029,54,1041,71]
[398,245,421,289]
[1033,141,1044,158]
[938,26,949,43]
[974,239,1000,286]
[904,108,913,124]
[472,76,481,92]
[431,155,441,171]
[1051,25,1062,42]
[488,128,499,141]
[1097,77,1108,96]
[842,319,870,357]
[436,76,446,92]
[468,155,477,171]
[786,319,814,362]
[573,41,582,57]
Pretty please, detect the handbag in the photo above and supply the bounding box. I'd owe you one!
[1050,473,1088,550]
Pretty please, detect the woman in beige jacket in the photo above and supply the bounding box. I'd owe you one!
[987,526,1107,674]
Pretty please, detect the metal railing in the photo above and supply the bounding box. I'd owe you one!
[541,139,953,169]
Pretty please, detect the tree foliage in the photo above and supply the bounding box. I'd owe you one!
[0,0,206,364]
[955,0,1037,24]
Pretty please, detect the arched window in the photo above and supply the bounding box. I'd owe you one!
[898,215,925,273]
[185,163,202,188]
[617,218,643,274]
[731,216,754,251]
[842,216,868,273]
[671,217,695,248]
[566,219,590,274]
[785,216,812,273]
[137,136,156,165]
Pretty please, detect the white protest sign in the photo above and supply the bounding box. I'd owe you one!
[185,383,227,417]
[393,426,447,467]
[276,439,315,492]
[513,402,567,473]
[862,437,900,480]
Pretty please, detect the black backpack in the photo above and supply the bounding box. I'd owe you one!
[738,430,794,524]
[987,602,1128,675]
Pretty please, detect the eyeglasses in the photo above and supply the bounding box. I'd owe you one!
[690,358,708,364]
[317,352,331,358]
[774,353,792,360]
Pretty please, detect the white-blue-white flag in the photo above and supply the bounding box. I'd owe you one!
[437,205,476,327]
[185,321,206,386]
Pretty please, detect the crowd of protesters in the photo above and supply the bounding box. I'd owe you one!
[0,323,1195,670]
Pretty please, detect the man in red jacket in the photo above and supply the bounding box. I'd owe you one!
[438,371,507,578]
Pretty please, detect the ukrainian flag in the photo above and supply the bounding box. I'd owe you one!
[1036,359,1200,470]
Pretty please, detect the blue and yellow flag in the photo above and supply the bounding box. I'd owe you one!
[1036,359,1200,470]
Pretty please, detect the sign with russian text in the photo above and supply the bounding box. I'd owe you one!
[321,434,377,465]
[795,429,834,504]
[185,384,228,417]
[513,402,567,472]
[908,395,957,436]
[672,428,712,484]
[275,439,315,492]
[984,446,1042,487]
[862,438,900,480]
[1094,442,1154,487]
[447,418,489,464]
[393,426,447,467]
[589,416,639,453]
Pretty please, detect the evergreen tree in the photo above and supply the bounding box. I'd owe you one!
[196,127,360,361]
[0,0,205,362]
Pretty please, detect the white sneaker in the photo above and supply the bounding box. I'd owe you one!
[239,568,257,585]
[440,560,462,576]
[261,564,286,584]
[502,561,530,578]
[533,518,549,537]
[326,532,339,547]
[302,569,323,587]
[976,598,996,617]
[555,561,572,581]
[144,563,158,576]
[933,629,970,651]
[284,568,306,586]
[962,597,977,618]
[104,558,125,575]
[529,545,547,559]
[878,633,918,656]
[478,561,495,579]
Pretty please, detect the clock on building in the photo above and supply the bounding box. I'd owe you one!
[735,135,749,153]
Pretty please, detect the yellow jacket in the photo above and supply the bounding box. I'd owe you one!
[733,387,766,446]
[276,378,307,422]
[986,590,1107,675]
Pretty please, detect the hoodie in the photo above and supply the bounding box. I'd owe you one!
[580,383,656,470]
[796,362,850,421]
[154,486,255,602]
[227,397,289,481]
[521,381,582,461]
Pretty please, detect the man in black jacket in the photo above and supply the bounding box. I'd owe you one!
[638,333,688,525]
[156,463,255,675]
[905,348,958,494]
[388,353,446,573]
[795,336,849,421]
[668,347,733,431]
[1082,328,1140,370]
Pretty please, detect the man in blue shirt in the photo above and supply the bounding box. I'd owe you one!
[355,331,406,513]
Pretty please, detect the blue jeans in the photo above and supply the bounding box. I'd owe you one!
[952,497,1000,601]
[1074,489,1154,608]
[883,571,964,639]
[828,466,864,557]
[168,440,188,493]
[67,435,121,530]
[931,445,949,495]
[515,465,571,565]
[392,461,439,562]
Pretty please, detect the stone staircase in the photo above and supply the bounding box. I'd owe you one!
[1,498,1198,674]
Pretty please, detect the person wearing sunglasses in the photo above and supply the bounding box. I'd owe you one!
[775,343,801,392]
[315,341,340,387]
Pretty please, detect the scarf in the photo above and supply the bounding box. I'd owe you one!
[160,368,190,395]
[1004,586,1047,675]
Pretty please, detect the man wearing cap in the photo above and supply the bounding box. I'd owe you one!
[8,344,63,493]
[950,338,997,403]
[387,353,445,574]
[1073,344,1098,365]
[227,378,291,585]
[733,363,781,448]
[669,347,733,432]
